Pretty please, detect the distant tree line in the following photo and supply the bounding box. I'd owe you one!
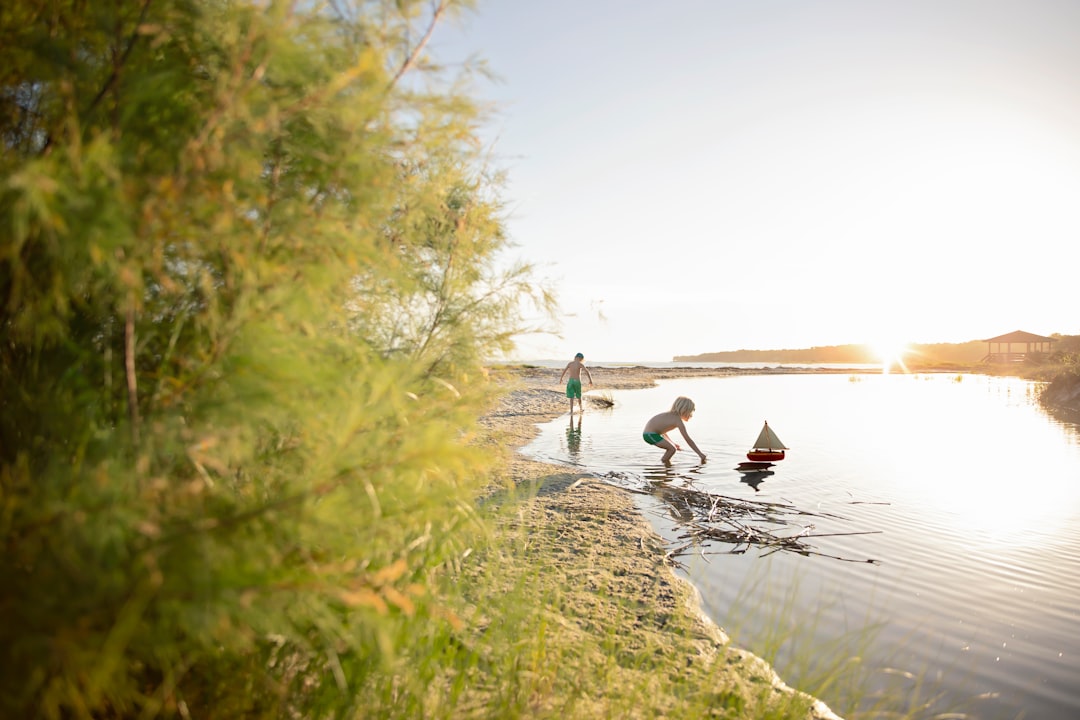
[676,335,1080,366]
[675,341,985,364]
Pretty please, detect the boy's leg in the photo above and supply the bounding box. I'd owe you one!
[657,439,676,464]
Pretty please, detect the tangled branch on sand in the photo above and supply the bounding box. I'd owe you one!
[599,472,882,566]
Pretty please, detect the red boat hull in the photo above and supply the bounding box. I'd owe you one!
[747,450,785,462]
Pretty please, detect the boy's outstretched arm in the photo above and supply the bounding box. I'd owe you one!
[678,425,706,461]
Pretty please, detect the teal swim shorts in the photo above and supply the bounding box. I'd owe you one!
[566,378,582,399]
[643,432,664,445]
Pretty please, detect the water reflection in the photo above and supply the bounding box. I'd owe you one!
[738,469,774,491]
[641,464,677,485]
[642,461,708,486]
[565,414,582,458]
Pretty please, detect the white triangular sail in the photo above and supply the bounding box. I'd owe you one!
[752,421,788,451]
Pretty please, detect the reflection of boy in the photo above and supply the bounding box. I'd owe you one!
[566,415,582,455]
[559,352,594,414]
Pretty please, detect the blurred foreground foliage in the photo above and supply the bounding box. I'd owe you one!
[0,1,553,717]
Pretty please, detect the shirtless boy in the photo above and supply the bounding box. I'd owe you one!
[558,352,594,414]
[642,396,707,465]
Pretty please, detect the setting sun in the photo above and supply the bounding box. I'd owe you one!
[868,338,911,373]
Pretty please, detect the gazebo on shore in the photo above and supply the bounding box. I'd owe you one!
[982,330,1057,363]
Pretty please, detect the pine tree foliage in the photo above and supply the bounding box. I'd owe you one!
[0,1,551,716]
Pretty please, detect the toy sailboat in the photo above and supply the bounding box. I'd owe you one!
[746,420,788,462]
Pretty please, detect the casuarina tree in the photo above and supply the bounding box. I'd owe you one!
[0,1,551,716]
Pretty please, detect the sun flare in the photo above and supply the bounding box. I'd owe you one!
[868,338,911,374]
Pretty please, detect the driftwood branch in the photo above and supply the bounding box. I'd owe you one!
[600,472,882,565]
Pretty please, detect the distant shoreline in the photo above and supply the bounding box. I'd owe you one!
[501,360,1080,427]
[504,336,1057,368]
[507,359,884,369]
[672,339,989,365]
[499,361,983,383]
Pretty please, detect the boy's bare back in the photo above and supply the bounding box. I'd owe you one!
[642,411,683,435]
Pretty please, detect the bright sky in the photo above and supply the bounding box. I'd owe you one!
[437,0,1080,361]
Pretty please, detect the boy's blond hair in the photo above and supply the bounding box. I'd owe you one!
[670,396,695,417]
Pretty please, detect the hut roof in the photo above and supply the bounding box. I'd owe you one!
[982,330,1057,344]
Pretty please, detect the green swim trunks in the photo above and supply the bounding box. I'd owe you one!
[643,432,664,445]
[566,378,582,399]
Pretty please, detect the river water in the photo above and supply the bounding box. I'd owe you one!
[520,371,1080,719]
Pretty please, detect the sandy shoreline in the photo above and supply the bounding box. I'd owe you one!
[481,364,842,719]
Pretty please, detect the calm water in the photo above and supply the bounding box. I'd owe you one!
[521,373,1080,719]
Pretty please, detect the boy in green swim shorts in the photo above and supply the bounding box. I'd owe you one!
[559,352,594,414]
[642,396,707,465]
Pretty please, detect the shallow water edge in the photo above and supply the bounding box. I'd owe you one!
[492,364,844,719]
